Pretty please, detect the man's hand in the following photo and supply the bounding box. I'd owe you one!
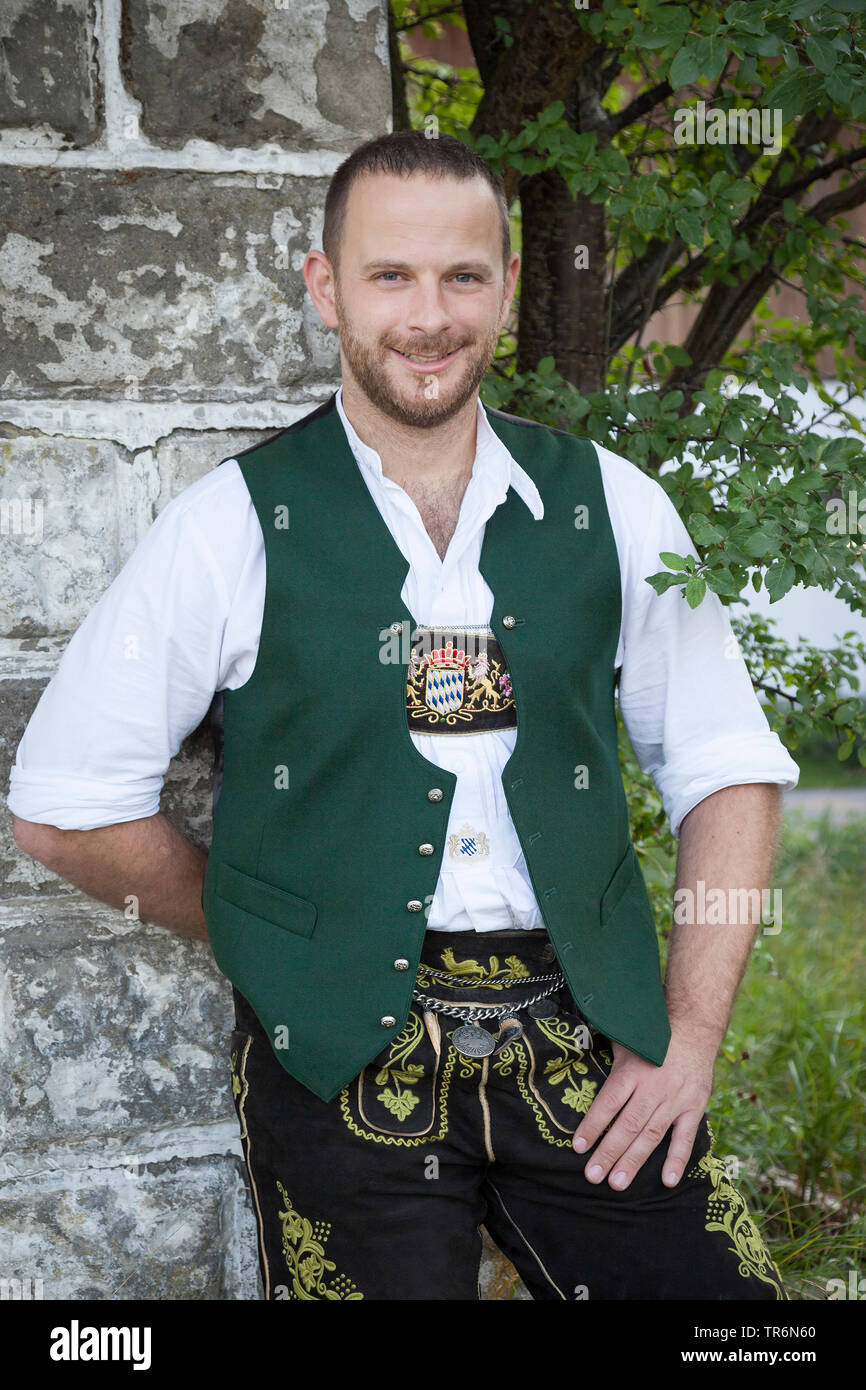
[572,1026,716,1190]
[571,782,782,1191]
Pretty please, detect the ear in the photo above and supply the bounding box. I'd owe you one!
[303,249,339,330]
[500,251,521,326]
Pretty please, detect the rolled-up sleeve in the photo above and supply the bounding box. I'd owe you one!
[7,484,233,831]
[602,448,800,839]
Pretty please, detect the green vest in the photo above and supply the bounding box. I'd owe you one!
[201,392,671,1101]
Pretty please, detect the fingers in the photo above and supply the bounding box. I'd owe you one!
[572,1067,639,1157]
[660,1111,703,1187]
[581,1095,672,1189]
[572,1049,706,1190]
[579,1099,703,1191]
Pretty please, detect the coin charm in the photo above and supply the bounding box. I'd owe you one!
[452,1022,496,1057]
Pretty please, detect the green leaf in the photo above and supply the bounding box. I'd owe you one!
[685,575,707,608]
[645,572,686,595]
[537,100,565,128]
[705,567,739,596]
[669,44,702,88]
[634,204,663,234]
[806,35,838,75]
[764,559,796,602]
[659,551,687,570]
[689,513,726,544]
[743,530,778,558]
[838,740,854,761]
[674,209,704,246]
[666,344,693,366]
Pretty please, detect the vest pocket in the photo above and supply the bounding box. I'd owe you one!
[599,842,639,926]
[215,861,318,939]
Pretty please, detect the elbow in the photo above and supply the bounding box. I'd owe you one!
[12,815,65,865]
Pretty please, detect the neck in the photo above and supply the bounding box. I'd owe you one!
[339,378,479,488]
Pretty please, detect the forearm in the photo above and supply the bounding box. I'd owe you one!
[665,782,782,1051]
[13,811,209,941]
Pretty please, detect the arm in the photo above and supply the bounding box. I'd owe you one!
[13,811,209,941]
[7,465,260,942]
[571,781,781,1188]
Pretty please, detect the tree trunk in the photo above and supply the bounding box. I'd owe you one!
[517,171,607,394]
[517,76,608,394]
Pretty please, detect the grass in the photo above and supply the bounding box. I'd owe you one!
[707,815,865,1300]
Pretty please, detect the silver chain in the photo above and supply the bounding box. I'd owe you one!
[417,965,562,988]
[412,974,565,1024]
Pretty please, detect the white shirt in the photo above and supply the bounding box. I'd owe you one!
[7,386,800,931]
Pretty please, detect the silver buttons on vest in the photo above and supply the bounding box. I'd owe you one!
[389,621,403,634]
[427,788,443,802]
[380,1015,397,1028]
[502,615,517,629]
[418,843,434,856]
[393,958,409,971]
[407,899,423,912]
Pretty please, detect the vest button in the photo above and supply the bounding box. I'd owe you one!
[389,621,403,634]
[393,958,409,971]
[427,788,443,802]
[418,843,434,856]
[407,899,423,912]
[502,615,517,629]
[380,1015,397,1028]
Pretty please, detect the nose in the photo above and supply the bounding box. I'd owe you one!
[404,276,454,342]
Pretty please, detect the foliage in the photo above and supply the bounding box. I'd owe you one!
[392,0,866,785]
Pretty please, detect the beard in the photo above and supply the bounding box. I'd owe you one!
[333,280,502,429]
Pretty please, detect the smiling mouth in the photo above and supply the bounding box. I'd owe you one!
[390,346,463,371]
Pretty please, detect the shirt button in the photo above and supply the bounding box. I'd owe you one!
[418,843,434,856]
[380,1015,397,1028]
[427,788,444,802]
[407,899,423,912]
[393,958,409,971]
[502,615,517,629]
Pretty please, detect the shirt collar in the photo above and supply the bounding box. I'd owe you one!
[334,384,544,520]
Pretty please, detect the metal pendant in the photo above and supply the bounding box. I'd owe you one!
[527,998,558,1020]
[452,1022,496,1057]
[493,1017,524,1054]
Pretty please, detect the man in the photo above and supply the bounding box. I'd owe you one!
[9,130,800,1301]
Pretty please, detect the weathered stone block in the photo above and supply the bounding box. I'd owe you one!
[0,895,234,1149]
[0,1154,259,1299]
[120,0,390,149]
[0,0,100,147]
[0,169,336,397]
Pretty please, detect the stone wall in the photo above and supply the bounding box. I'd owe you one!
[0,0,526,1301]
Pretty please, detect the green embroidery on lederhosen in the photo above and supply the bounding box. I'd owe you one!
[415,947,531,992]
[339,1011,455,1144]
[686,1149,787,1299]
[533,1017,600,1116]
[275,1182,364,1299]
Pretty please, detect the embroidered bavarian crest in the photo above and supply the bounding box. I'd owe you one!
[448,822,491,859]
[407,627,516,732]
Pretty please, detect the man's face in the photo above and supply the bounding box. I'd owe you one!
[313,172,518,428]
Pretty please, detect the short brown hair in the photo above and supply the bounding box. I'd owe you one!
[322,130,511,276]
